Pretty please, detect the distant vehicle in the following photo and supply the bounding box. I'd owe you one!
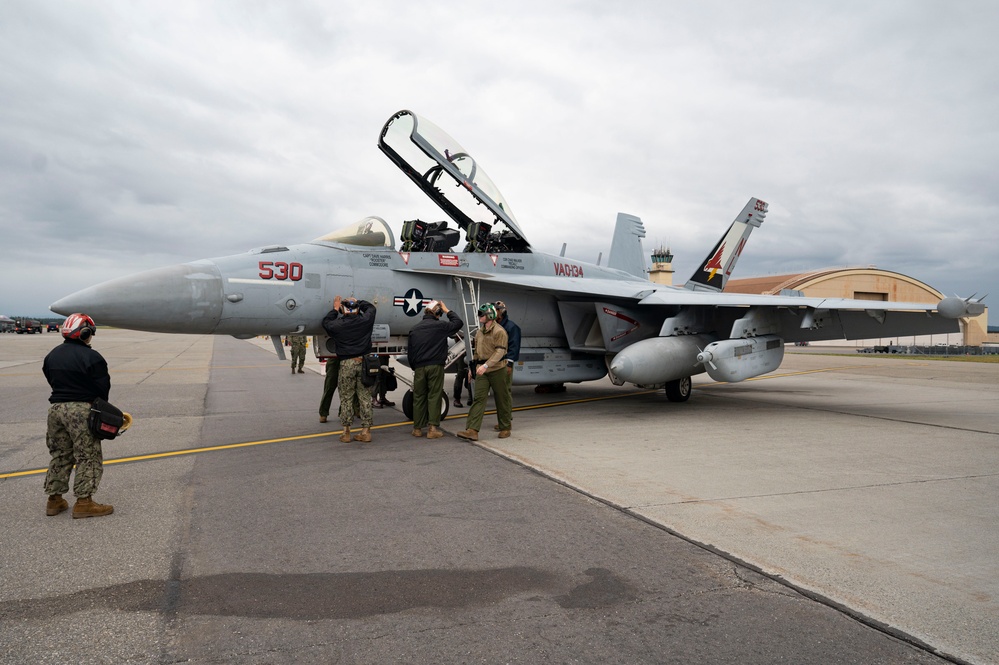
[47,322,60,332]
[14,318,41,334]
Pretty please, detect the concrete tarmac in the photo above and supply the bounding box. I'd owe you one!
[0,330,995,664]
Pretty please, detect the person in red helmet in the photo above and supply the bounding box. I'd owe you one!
[41,313,114,519]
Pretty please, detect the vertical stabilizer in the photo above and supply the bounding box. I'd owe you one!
[607,213,647,279]
[684,198,767,292]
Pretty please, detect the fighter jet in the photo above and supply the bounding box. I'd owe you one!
[51,109,985,402]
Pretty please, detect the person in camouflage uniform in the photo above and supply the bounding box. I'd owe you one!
[41,313,114,519]
[322,296,377,443]
[288,334,307,373]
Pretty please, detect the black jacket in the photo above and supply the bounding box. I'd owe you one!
[407,311,464,369]
[322,300,376,360]
[43,339,111,403]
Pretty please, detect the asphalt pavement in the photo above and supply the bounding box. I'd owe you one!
[1,330,994,664]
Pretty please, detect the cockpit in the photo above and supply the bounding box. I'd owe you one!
[312,110,534,255]
[378,110,532,255]
[312,216,395,248]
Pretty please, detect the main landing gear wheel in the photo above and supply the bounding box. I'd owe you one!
[402,389,451,421]
[664,376,692,402]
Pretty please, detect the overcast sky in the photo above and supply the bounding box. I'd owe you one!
[2,1,996,325]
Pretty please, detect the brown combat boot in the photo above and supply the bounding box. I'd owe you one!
[456,429,478,441]
[353,428,372,443]
[319,415,327,423]
[291,366,296,374]
[498,430,511,439]
[339,427,351,443]
[72,497,114,519]
[427,425,444,439]
[46,494,68,516]
[411,427,424,437]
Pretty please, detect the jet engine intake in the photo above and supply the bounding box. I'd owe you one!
[696,335,784,382]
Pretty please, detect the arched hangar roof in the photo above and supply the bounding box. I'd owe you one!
[725,267,945,302]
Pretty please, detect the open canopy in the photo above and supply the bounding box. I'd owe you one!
[378,110,531,252]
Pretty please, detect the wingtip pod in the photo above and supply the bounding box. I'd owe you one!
[937,296,986,319]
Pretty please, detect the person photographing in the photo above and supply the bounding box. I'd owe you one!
[322,295,376,443]
[406,300,463,439]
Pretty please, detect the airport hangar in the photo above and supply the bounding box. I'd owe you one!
[646,252,989,348]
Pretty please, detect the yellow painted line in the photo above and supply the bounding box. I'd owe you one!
[0,364,291,378]
[1,422,393,479]
[699,364,879,387]
[443,389,662,420]
[3,390,658,479]
[0,366,864,480]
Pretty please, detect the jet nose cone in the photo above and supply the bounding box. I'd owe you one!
[50,261,224,334]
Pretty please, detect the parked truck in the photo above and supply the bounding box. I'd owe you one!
[14,318,42,334]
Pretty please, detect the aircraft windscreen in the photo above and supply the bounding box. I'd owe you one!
[312,216,395,248]
[379,110,530,250]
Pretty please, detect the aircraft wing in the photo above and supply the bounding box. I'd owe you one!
[406,264,964,341]
[406,265,948,313]
[401,266,651,300]
[637,288,939,312]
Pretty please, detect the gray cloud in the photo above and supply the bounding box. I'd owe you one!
[1,0,996,321]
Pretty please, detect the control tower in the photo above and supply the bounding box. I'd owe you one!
[648,246,675,285]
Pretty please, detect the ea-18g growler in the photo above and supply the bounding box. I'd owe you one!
[51,109,984,403]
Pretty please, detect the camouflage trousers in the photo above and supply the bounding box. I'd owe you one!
[337,358,374,428]
[290,342,306,370]
[44,402,104,498]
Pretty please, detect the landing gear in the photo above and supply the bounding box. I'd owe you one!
[402,389,451,421]
[664,376,692,402]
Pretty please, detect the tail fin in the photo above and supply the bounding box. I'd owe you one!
[684,197,767,292]
[606,213,647,278]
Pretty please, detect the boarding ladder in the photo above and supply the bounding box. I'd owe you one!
[444,276,481,372]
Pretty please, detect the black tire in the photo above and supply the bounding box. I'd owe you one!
[402,390,414,419]
[664,376,692,402]
[402,390,450,421]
